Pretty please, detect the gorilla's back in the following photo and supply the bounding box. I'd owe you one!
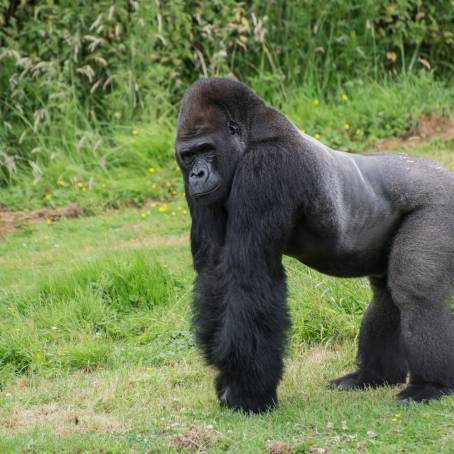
[285,138,454,278]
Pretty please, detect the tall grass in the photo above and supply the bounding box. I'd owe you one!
[0,251,180,381]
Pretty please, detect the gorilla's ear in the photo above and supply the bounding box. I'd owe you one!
[228,120,241,136]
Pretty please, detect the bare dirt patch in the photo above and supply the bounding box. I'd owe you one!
[267,439,292,453]
[377,114,454,151]
[170,426,221,452]
[0,402,128,435]
[0,203,82,237]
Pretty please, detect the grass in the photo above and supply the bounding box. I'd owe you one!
[0,78,454,451]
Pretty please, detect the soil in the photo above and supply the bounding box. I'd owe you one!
[376,114,454,151]
[0,203,82,237]
[169,426,220,452]
[267,440,292,453]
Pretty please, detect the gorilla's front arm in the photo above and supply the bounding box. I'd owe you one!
[192,147,294,412]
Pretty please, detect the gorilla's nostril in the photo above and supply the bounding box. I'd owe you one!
[191,168,206,179]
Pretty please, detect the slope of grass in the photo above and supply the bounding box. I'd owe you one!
[1,73,453,212]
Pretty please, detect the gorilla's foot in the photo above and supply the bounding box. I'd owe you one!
[329,370,404,390]
[396,383,454,404]
[215,375,277,413]
[329,371,368,390]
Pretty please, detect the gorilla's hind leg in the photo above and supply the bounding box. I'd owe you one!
[389,209,454,403]
[330,277,407,390]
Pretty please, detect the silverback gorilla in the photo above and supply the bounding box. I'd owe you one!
[175,78,454,413]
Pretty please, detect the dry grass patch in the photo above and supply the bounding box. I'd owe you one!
[0,402,128,436]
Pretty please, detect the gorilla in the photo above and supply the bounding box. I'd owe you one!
[175,78,454,413]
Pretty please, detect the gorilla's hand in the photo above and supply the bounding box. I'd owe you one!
[215,373,277,413]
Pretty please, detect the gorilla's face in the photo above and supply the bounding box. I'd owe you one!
[176,108,245,206]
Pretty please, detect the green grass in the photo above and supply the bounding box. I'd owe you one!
[0,136,453,452]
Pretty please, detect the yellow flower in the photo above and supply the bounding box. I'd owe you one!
[146,367,152,372]
[341,94,348,102]
[182,209,188,215]
[171,211,176,216]
[34,352,44,362]
[57,178,65,187]
[148,166,156,174]
[159,205,168,212]
[391,418,398,422]
[140,212,146,218]
[344,123,350,130]
[313,99,320,106]
[386,51,397,62]
[46,218,53,225]
[132,129,140,136]
[77,182,84,189]
[44,192,52,201]
[81,187,87,192]
[171,190,177,196]
[315,133,321,140]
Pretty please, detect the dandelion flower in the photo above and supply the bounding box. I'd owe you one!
[159,205,168,212]
[171,211,176,216]
[77,182,84,189]
[57,178,65,187]
[313,99,320,106]
[344,123,350,130]
[341,94,348,102]
[132,129,140,136]
[315,133,321,140]
[148,166,156,174]
[171,190,177,196]
[44,192,52,201]
[140,212,146,218]
[46,218,52,225]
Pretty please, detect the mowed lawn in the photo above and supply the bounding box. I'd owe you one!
[1,141,454,453]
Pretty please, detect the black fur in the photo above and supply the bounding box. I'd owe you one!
[175,78,454,412]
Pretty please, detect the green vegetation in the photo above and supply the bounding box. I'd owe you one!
[1,0,454,452]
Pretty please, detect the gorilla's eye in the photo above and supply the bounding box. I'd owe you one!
[181,151,196,166]
[180,144,215,167]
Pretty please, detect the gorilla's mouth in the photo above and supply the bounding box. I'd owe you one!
[192,184,221,198]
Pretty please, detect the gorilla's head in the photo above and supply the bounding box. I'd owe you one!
[175,78,260,206]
